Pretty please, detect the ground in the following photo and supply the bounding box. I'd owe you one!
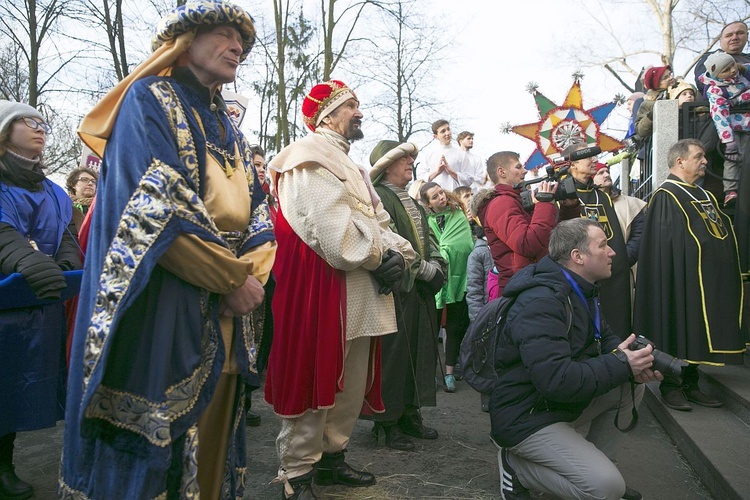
[16,373,711,499]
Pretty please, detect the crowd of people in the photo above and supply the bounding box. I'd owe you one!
[0,1,748,499]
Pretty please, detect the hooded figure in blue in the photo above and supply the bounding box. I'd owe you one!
[59,2,276,498]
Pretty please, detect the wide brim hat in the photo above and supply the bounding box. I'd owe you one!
[152,1,256,61]
[302,80,357,132]
[0,100,44,136]
[369,140,419,183]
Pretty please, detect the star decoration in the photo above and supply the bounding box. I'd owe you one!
[511,80,624,169]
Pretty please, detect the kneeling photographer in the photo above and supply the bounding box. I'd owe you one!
[491,218,663,500]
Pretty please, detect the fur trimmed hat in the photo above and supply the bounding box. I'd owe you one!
[643,65,671,90]
[705,51,736,78]
[152,1,256,60]
[369,140,418,183]
[668,80,697,100]
[0,100,44,136]
[302,80,358,132]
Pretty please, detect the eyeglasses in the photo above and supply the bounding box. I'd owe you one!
[76,177,97,185]
[18,117,52,134]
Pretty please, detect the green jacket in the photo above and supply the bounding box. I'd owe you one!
[426,208,474,307]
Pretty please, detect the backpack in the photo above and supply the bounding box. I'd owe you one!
[458,296,515,395]
[459,293,573,395]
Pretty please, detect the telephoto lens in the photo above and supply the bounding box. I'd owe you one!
[628,335,688,378]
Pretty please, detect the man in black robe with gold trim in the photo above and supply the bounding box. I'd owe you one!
[367,140,446,451]
[560,143,632,339]
[634,139,745,411]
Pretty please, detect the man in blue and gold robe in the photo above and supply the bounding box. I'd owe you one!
[59,2,275,498]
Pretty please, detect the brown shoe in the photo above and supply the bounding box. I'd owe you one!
[662,390,692,411]
[684,388,722,408]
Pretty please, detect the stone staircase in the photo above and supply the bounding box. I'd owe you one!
[644,352,750,500]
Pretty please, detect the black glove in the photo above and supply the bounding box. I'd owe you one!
[372,250,405,295]
[424,267,446,295]
[18,251,67,300]
[55,222,83,271]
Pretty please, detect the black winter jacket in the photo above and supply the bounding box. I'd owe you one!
[490,256,631,447]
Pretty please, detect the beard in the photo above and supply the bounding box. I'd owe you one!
[345,119,364,141]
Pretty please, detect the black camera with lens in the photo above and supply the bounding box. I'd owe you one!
[628,335,687,378]
[517,146,602,211]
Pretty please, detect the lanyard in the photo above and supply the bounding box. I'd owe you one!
[560,268,601,352]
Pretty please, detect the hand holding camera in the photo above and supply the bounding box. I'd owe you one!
[531,180,558,204]
[617,333,683,383]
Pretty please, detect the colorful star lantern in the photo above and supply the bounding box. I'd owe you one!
[511,78,624,170]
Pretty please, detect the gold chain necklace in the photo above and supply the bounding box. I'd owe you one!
[206,142,241,162]
[206,141,243,177]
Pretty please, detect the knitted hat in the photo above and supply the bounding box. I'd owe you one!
[668,80,697,100]
[301,80,357,132]
[595,162,608,173]
[705,52,736,77]
[643,66,671,90]
[368,140,419,183]
[152,1,256,61]
[0,100,44,136]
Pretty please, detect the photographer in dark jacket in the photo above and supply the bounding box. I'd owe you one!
[491,218,661,500]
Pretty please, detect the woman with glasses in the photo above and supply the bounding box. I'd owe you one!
[64,167,98,235]
[0,100,81,499]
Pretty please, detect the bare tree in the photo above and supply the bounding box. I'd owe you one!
[319,0,374,80]
[355,0,449,142]
[0,0,75,107]
[78,1,130,81]
[565,0,750,93]
[258,0,321,152]
[0,44,30,102]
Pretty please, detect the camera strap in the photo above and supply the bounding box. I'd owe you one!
[614,380,639,433]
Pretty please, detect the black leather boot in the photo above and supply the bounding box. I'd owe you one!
[372,422,415,451]
[281,470,317,499]
[314,450,375,487]
[0,465,33,500]
[681,365,722,408]
[398,408,438,440]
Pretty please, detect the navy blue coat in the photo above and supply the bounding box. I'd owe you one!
[490,256,631,447]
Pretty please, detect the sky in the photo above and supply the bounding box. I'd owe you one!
[47,0,743,186]
[238,0,670,172]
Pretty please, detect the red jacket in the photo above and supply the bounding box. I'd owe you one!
[477,184,557,296]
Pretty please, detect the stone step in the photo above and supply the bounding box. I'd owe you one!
[699,364,750,426]
[644,382,750,500]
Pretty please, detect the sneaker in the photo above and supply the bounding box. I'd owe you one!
[499,448,531,500]
[444,374,456,393]
[724,190,738,207]
[621,486,642,499]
